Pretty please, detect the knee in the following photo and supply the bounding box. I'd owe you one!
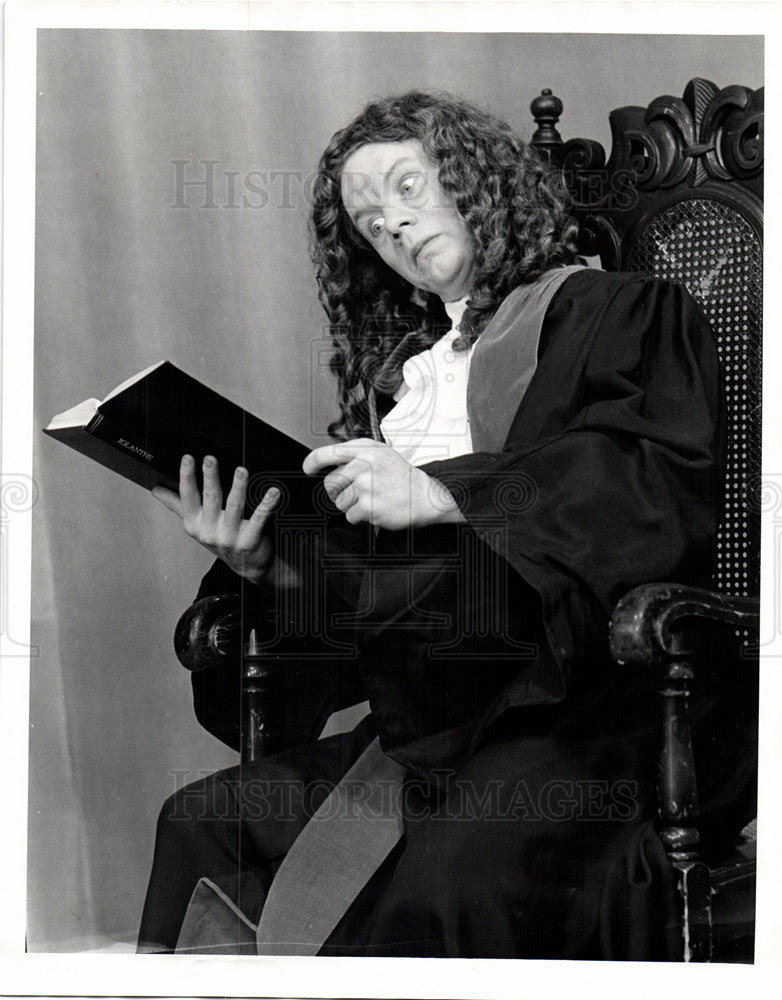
[397,817,511,907]
[156,771,240,841]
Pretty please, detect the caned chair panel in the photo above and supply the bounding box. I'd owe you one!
[530,78,763,600]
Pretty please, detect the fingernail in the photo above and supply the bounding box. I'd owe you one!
[267,487,280,501]
[235,467,247,480]
[182,455,193,468]
[203,456,215,468]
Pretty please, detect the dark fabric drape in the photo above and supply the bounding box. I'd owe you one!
[149,270,757,958]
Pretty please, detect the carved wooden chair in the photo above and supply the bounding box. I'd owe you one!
[175,78,762,962]
[528,78,762,962]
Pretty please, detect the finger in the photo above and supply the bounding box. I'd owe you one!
[151,486,183,518]
[302,439,378,476]
[223,466,249,530]
[240,486,280,548]
[333,482,359,513]
[345,502,368,525]
[178,455,201,520]
[250,486,281,526]
[323,466,356,501]
[201,455,223,522]
[302,444,349,476]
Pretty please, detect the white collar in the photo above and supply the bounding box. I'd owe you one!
[443,296,469,329]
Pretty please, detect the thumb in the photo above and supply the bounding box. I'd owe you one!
[152,485,183,518]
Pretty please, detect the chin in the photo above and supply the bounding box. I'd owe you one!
[426,265,462,296]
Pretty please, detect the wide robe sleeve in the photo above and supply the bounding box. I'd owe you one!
[423,269,726,724]
[189,521,368,753]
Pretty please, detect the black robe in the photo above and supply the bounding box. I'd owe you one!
[140,269,757,958]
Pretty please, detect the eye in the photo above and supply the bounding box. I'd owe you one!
[369,217,385,238]
[399,174,422,198]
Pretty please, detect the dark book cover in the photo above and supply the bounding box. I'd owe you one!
[44,362,317,515]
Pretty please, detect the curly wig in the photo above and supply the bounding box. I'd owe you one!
[310,90,579,440]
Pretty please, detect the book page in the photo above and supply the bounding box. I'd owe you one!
[44,397,99,430]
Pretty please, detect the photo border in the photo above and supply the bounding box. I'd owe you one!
[3,1,781,997]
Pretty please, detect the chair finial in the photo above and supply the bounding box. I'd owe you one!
[530,88,564,158]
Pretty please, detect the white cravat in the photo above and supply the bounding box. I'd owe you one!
[380,297,474,467]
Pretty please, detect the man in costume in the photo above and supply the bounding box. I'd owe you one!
[140,92,756,958]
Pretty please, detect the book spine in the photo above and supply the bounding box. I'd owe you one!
[88,411,155,464]
[84,409,178,491]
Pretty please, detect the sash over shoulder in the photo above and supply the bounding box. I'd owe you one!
[466,265,586,453]
[173,267,589,956]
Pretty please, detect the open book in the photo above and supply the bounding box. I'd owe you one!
[44,361,314,511]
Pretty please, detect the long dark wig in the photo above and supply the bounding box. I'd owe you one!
[310,91,579,440]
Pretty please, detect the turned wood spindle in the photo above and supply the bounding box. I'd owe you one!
[241,627,275,765]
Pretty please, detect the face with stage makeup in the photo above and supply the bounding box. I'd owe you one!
[339,140,476,303]
[312,91,579,441]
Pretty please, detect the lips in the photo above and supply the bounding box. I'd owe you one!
[413,235,438,262]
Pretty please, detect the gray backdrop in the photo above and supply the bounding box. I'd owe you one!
[31,29,764,950]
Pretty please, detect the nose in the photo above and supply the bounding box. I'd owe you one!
[384,203,415,238]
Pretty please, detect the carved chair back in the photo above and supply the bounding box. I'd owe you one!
[531,79,764,599]
[530,80,763,962]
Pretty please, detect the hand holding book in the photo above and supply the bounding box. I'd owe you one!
[44,361,313,509]
[44,361,462,572]
[152,454,299,587]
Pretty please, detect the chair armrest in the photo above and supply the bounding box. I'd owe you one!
[608,582,759,961]
[174,593,279,761]
[174,593,244,672]
[174,593,367,760]
[609,583,759,669]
